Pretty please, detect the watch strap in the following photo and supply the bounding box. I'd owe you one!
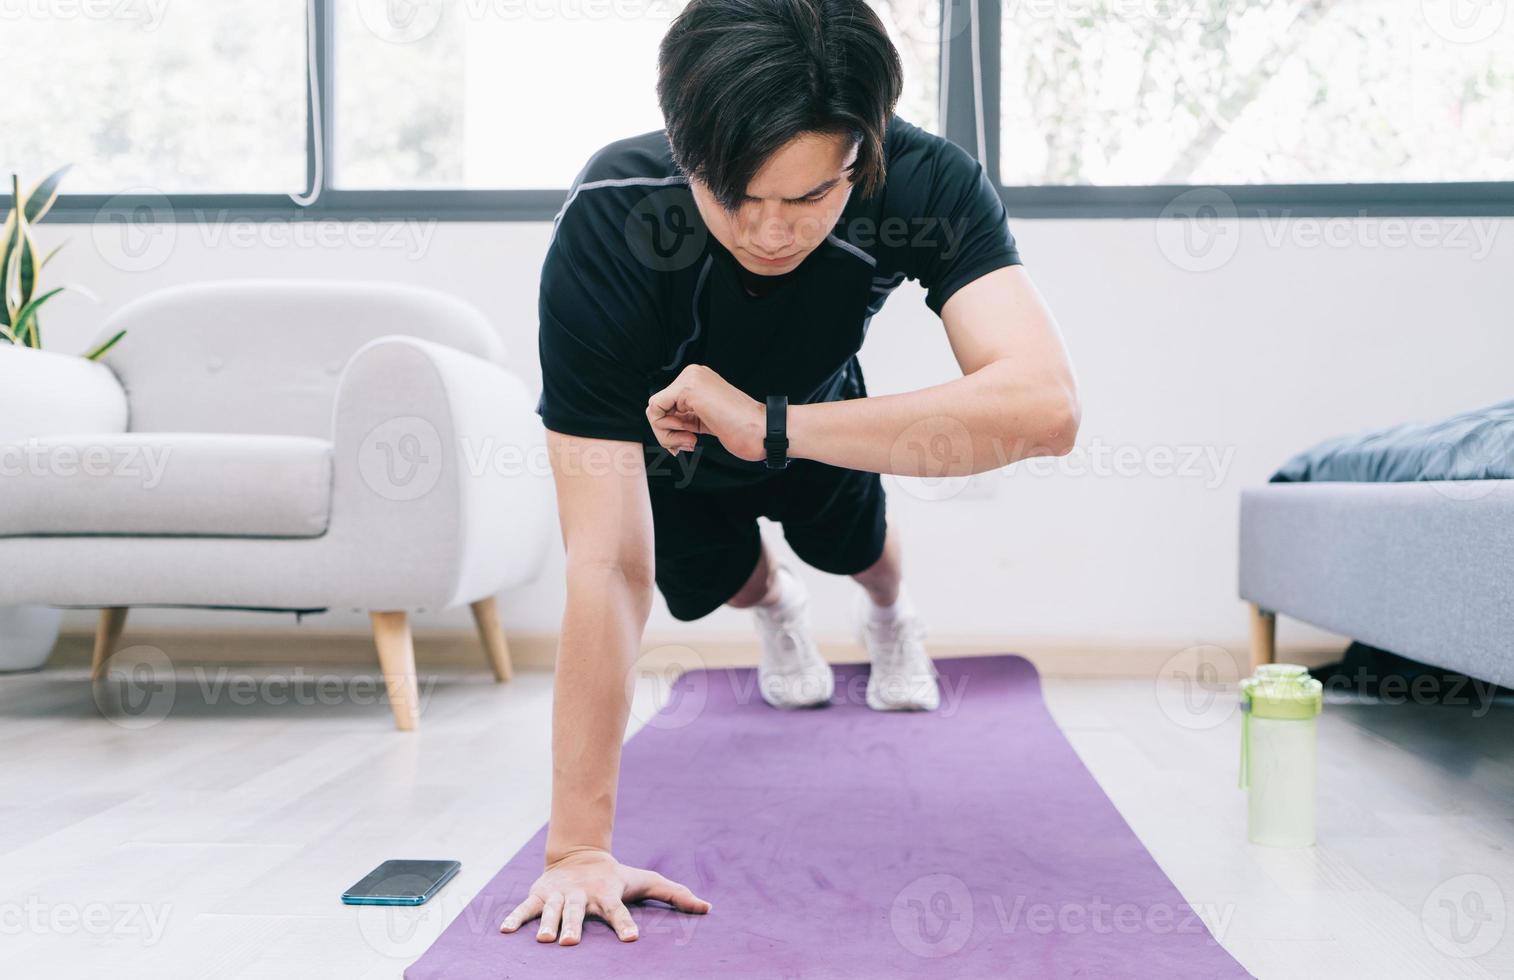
[764,395,789,470]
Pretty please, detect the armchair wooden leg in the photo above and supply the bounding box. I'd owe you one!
[370,611,420,731]
[470,596,513,683]
[1248,604,1277,672]
[90,607,129,681]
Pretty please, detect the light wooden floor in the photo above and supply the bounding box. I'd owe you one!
[1,662,1509,978]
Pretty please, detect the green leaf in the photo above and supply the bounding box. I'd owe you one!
[3,233,24,324]
[9,285,64,348]
[5,229,37,320]
[1,182,21,316]
[38,240,66,269]
[23,165,70,224]
[83,328,125,361]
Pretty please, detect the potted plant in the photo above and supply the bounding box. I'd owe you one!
[0,167,126,671]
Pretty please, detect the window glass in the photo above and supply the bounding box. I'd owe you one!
[3,0,307,193]
[999,0,1514,185]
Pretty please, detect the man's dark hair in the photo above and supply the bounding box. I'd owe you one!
[657,0,904,211]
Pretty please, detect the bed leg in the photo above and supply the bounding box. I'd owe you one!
[1248,604,1276,671]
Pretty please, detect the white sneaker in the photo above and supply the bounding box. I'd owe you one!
[857,592,940,711]
[754,567,834,709]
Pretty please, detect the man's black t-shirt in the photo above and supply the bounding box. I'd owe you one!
[536,116,1020,490]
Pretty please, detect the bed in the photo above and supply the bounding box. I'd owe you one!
[1239,400,1514,688]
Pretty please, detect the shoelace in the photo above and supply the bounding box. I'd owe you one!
[759,606,811,670]
[867,617,929,673]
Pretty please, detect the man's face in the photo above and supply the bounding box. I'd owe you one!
[690,132,858,276]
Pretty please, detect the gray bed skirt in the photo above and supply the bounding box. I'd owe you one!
[1239,480,1514,688]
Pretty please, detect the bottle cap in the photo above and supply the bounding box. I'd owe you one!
[1240,665,1323,720]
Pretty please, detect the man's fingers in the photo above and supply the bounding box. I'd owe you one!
[500,894,544,933]
[647,381,690,420]
[666,410,704,433]
[558,891,588,946]
[648,406,702,433]
[536,892,564,943]
[632,873,712,914]
[648,410,700,455]
[600,899,640,942]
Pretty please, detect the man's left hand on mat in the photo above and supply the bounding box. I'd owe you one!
[647,363,765,460]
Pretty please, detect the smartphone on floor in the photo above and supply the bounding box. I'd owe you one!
[342,859,461,906]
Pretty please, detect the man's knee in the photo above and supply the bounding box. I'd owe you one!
[725,545,776,609]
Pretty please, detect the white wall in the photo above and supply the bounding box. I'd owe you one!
[34,212,1514,650]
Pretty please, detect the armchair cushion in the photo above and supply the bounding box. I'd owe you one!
[0,433,331,538]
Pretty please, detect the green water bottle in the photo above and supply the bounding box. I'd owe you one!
[1239,664,1324,847]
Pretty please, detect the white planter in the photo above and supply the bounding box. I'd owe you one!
[0,345,128,441]
[0,605,63,672]
[0,348,124,667]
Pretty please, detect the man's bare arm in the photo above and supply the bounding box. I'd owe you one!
[544,433,653,858]
[499,431,710,946]
[647,266,1081,475]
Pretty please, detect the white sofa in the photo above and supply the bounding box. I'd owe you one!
[0,280,553,728]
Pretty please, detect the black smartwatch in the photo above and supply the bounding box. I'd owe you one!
[764,395,789,470]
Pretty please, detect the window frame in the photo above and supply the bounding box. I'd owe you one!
[24,0,1514,223]
[961,0,1514,218]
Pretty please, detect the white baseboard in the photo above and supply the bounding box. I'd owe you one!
[46,626,1340,678]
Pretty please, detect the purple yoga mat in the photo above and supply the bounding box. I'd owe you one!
[407,656,1251,979]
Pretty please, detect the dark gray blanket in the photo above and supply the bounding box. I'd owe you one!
[1273,398,1514,483]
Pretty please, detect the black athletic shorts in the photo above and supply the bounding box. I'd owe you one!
[648,461,888,622]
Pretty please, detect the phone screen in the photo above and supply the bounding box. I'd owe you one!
[342,859,461,906]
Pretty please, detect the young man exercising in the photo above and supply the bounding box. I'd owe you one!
[500,0,1079,947]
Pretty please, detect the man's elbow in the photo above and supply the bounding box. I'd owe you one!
[1018,383,1080,459]
[566,554,657,605]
